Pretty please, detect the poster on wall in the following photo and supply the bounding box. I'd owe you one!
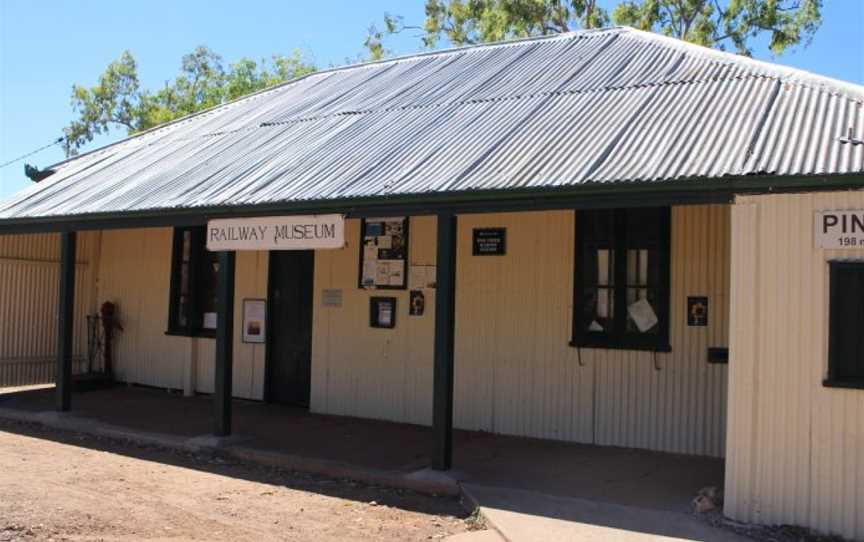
[242,298,266,344]
[359,217,409,289]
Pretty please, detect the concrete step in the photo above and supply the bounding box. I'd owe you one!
[462,484,750,542]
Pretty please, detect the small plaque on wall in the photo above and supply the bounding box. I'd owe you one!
[322,289,343,307]
[687,296,708,327]
[473,228,506,256]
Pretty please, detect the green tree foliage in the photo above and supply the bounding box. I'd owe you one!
[365,0,821,58]
[63,47,315,156]
[612,0,822,55]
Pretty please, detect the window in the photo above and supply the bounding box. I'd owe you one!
[572,207,671,351]
[825,262,864,389]
[167,226,220,337]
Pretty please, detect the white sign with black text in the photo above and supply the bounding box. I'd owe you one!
[815,210,864,249]
[207,215,345,251]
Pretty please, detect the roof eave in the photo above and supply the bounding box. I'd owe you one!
[0,173,862,235]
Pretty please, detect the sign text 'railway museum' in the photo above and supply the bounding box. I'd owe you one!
[207,215,345,251]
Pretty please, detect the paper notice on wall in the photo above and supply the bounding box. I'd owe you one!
[363,243,378,262]
[388,260,405,286]
[628,298,658,332]
[409,265,426,289]
[202,312,218,330]
[362,261,377,288]
[377,236,392,249]
[425,265,437,288]
[376,262,390,285]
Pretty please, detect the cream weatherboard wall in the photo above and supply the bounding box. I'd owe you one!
[451,206,730,456]
[726,191,864,540]
[52,207,730,458]
[310,207,730,457]
[0,232,100,385]
[310,216,437,426]
[96,228,268,399]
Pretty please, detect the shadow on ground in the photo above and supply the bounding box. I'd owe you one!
[0,385,731,540]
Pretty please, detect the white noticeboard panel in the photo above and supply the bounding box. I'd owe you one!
[207,215,345,251]
[815,210,864,249]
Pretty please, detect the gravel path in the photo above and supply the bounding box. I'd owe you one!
[0,419,476,541]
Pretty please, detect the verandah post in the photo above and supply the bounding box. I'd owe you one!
[432,212,457,470]
[214,250,236,436]
[56,231,76,412]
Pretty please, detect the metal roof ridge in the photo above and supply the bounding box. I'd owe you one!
[621,27,864,102]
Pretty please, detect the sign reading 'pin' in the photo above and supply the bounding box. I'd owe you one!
[207,215,345,251]
[815,210,864,249]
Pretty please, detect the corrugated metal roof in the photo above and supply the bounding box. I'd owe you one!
[2,26,863,221]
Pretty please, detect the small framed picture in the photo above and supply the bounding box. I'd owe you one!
[242,298,267,343]
[370,297,397,329]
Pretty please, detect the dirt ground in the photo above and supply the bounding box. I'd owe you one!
[0,420,478,542]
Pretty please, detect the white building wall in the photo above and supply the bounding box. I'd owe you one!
[726,191,864,540]
[311,207,730,457]
[31,207,731,459]
[97,228,267,399]
[452,206,729,456]
[310,217,436,426]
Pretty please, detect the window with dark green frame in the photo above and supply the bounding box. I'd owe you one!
[571,207,671,351]
[167,226,220,337]
[824,261,864,389]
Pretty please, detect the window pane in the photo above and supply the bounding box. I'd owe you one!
[581,247,614,333]
[176,231,192,328]
[583,286,614,332]
[830,264,864,381]
[200,252,219,330]
[573,207,669,348]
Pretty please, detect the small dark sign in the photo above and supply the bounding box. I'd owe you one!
[409,290,425,316]
[370,297,397,328]
[473,228,506,256]
[687,296,709,327]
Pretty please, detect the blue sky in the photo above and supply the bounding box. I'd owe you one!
[0,0,862,198]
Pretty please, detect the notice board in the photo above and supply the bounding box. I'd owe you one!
[359,217,409,289]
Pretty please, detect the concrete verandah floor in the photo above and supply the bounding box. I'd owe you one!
[0,385,723,515]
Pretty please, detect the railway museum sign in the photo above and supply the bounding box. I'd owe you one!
[815,210,864,249]
[207,215,345,251]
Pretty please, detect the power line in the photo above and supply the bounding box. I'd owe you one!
[0,137,65,170]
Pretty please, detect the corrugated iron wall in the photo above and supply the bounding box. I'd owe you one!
[97,227,267,398]
[454,206,730,456]
[0,232,99,386]
[311,217,437,426]
[726,191,864,540]
[309,208,729,457]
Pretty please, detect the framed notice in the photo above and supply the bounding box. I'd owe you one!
[370,297,397,328]
[358,217,409,289]
[473,228,506,256]
[242,298,266,344]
